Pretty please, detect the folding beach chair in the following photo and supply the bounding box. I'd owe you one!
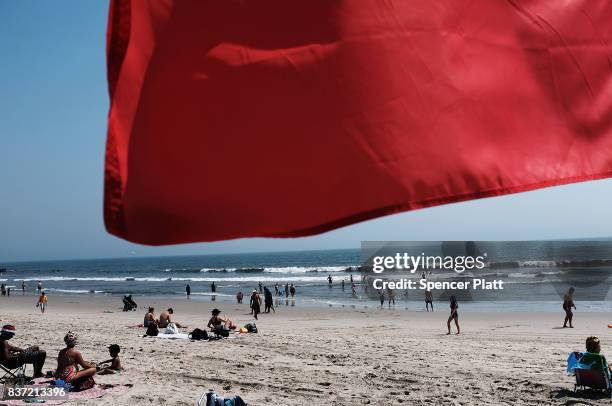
[0,362,27,384]
[574,368,612,398]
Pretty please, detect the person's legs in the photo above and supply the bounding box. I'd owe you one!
[454,315,460,334]
[22,348,46,378]
[447,316,452,334]
[568,309,573,328]
[563,309,570,327]
[31,351,46,377]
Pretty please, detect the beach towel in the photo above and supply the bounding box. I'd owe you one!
[567,351,588,375]
[150,332,190,340]
[0,379,130,405]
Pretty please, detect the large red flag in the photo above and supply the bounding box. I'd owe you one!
[105,0,612,245]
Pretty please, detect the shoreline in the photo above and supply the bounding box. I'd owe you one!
[1,292,610,313]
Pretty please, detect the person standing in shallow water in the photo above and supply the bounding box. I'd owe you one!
[285,283,289,298]
[211,281,216,293]
[289,284,296,298]
[447,296,460,335]
[425,289,433,311]
[387,287,395,308]
[563,287,576,328]
[263,287,275,313]
[185,284,191,299]
[378,290,385,308]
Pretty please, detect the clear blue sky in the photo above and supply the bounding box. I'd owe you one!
[1,1,611,262]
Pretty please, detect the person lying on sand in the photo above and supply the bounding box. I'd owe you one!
[158,308,186,328]
[0,324,47,378]
[55,331,97,390]
[580,336,612,378]
[207,309,237,331]
[144,307,159,327]
[98,344,122,375]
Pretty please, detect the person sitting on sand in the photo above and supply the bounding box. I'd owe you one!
[563,287,576,328]
[158,308,186,328]
[207,308,237,331]
[55,331,97,390]
[97,344,122,375]
[144,307,159,327]
[579,336,612,378]
[447,296,460,335]
[0,325,47,378]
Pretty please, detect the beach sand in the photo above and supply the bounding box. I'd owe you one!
[0,295,610,405]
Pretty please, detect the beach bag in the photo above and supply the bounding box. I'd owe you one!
[214,325,230,338]
[146,323,159,336]
[244,323,257,334]
[165,323,179,334]
[203,391,247,406]
[189,328,209,341]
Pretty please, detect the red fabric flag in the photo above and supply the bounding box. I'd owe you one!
[105,0,612,245]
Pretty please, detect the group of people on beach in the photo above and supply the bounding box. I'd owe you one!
[0,325,122,390]
[144,307,187,329]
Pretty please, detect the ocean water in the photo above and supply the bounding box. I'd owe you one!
[1,242,612,311]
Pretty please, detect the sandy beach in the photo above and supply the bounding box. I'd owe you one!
[1,294,611,405]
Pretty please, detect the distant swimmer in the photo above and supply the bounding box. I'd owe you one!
[563,287,576,328]
[351,283,357,296]
[341,280,345,290]
[328,275,332,285]
[447,296,460,335]
[350,274,353,283]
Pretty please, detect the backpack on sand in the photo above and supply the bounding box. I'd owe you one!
[146,323,159,336]
[189,328,209,340]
